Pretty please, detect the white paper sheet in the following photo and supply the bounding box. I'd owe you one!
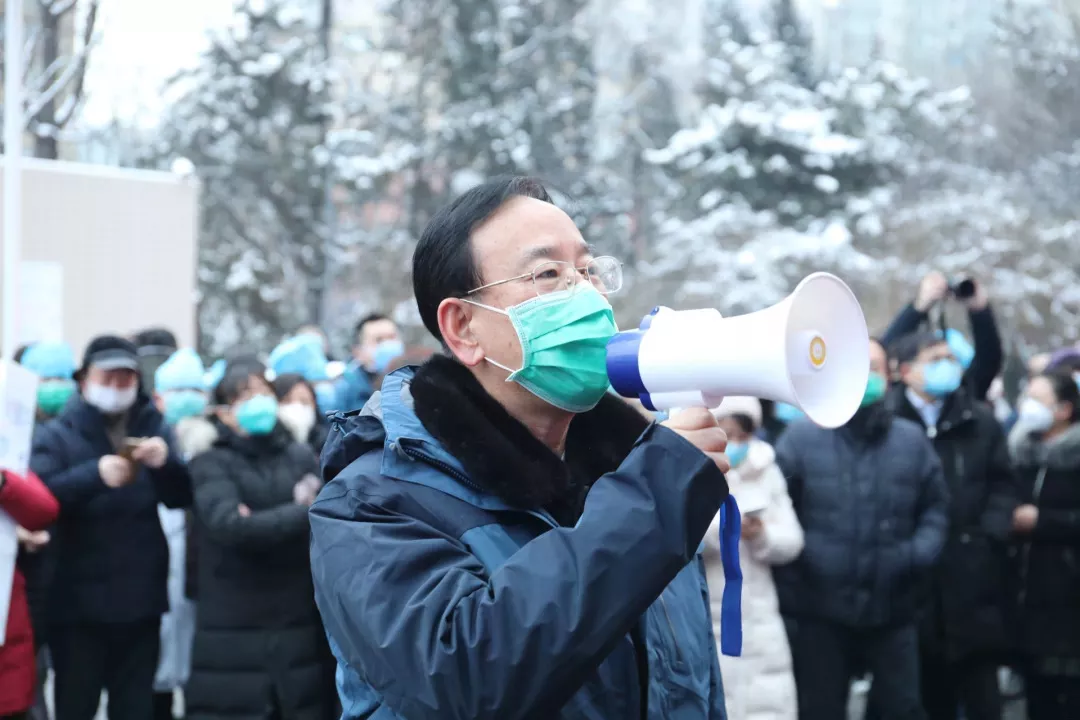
[0,360,39,646]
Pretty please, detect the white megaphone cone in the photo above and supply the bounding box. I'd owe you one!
[606,272,870,429]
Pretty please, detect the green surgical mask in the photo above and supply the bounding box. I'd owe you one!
[466,287,618,412]
[38,379,76,416]
[862,372,887,406]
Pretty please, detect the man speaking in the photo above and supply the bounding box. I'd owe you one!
[310,176,736,719]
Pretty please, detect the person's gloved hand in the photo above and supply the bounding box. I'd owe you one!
[662,408,730,474]
[131,437,169,469]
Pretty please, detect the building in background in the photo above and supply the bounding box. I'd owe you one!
[799,0,1004,86]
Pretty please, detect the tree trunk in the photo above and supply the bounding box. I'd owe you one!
[33,1,60,159]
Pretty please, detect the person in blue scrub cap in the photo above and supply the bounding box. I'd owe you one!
[268,335,336,414]
[20,341,78,421]
[203,359,226,394]
[149,349,203,717]
[154,349,209,431]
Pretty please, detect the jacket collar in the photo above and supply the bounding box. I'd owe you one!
[889,383,976,434]
[1009,421,1080,470]
[325,355,651,525]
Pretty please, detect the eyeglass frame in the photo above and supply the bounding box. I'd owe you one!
[465,255,623,297]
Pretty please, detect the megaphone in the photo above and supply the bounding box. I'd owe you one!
[607,272,870,429]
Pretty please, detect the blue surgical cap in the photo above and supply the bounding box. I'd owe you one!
[155,348,207,392]
[268,335,330,383]
[203,358,226,392]
[942,328,975,370]
[21,341,76,380]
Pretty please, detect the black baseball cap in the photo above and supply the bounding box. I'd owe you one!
[80,335,140,374]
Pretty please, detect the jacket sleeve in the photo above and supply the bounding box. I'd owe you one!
[773,426,805,517]
[966,305,1003,401]
[747,464,804,566]
[189,450,309,549]
[1032,508,1080,541]
[0,470,60,531]
[149,426,194,509]
[30,425,107,509]
[697,555,729,720]
[309,423,726,720]
[980,420,1020,541]
[880,302,926,347]
[905,436,949,569]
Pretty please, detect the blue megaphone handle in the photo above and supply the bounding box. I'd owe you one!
[717,494,743,657]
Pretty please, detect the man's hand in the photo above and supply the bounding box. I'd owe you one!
[962,278,990,312]
[238,503,251,518]
[914,271,950,312]
[1013,504,1039,533]
[99,455,136,488]
[662,408,730,474]
[131,437,169,469]
[293,474,322,507]
[16,526,51,553]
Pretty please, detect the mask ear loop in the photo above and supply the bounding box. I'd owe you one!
[461,298,523,378]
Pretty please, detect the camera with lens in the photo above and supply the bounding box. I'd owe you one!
[949,277,976,300]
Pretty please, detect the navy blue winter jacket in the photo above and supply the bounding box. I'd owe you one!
[310,359,739,719]
[30,395,192,625]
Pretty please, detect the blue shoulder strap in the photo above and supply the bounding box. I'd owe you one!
[717,494,743,657]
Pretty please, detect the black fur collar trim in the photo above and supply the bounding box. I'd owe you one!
[410,354,650,525]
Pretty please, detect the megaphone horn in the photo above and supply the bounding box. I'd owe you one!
[607,272,870,429]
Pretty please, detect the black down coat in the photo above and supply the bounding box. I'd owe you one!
[889,385,1019,662]
[1007,421,1080,661]
[184,418,334,720]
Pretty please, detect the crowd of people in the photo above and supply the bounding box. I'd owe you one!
[0,175,1077,720]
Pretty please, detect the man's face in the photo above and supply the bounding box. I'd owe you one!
[83,365,138,390]
[463,196,599,371]
[900,341,954,392]
[354,319,400,369]
[869,341,888,378]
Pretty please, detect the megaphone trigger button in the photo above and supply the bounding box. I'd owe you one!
[809,335,827,369]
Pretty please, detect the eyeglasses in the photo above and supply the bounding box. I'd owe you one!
[467,256,623,298]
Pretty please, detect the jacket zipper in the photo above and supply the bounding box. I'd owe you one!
[659,594,684,665]
[1018,465,1048,608]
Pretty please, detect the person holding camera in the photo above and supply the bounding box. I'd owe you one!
[29,335,193,720]
[881,271,1003,402]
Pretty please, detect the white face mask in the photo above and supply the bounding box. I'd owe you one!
[278,402,316,441]
[84,383,138,415]
[1017,397,1055,433]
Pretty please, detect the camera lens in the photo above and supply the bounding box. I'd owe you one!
[953,278,976,300]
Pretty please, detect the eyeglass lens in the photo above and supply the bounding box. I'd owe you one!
[531,257,622,296]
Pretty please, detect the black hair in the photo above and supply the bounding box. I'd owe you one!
[1041,369,1080,424]
[132,327,178,352]
[891,331,947,365]
[214,361,270,406]
[13,344,30,364]
[412,175,554,342]
[272,372,315,403]
[353,313,390,346]
[728,413,756,435]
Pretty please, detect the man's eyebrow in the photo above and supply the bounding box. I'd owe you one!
[517,241,594,270]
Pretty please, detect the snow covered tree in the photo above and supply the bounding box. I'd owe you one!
[0,0,99,158]
[771,0,815,88]
[148,0,334,354]
[353,0,628,272]
[641,14,975,319]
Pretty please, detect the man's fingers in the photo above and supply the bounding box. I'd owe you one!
[683,426,728,454]
[706,451,730,475]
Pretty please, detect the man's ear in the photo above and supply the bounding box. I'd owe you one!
[437,298,483,367]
